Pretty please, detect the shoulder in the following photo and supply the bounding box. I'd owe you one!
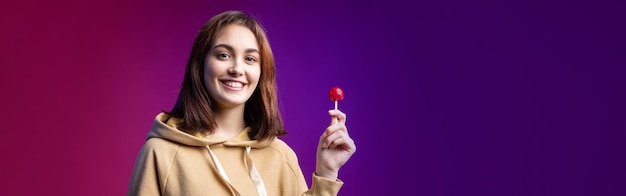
[137,138,182,159]
[260,138,305,177]
[266,138,295,154]
[143,137,179,149]
[264,138,300,164]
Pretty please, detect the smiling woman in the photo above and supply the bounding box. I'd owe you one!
[127,10,356,196]
[203,25,262,125]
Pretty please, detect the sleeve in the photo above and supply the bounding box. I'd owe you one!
[279,140,344,196]
[127,140,162,196]
[301,173,344,196]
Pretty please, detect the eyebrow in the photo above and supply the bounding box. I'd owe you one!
[213,44,259,54]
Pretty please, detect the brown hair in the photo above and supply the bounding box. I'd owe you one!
[166,10,286,140]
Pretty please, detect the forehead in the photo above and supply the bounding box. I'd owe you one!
[213,24,259,50]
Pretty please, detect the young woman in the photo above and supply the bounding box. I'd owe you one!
[128,10,356,196]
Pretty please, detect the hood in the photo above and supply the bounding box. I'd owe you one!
[147,112,274,148]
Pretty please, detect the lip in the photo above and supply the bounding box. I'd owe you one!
[219,79,248,90]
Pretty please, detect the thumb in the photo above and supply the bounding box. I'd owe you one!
[329,110,339,125]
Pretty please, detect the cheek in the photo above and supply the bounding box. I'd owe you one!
[204,60,221,81]
[250,66,262,83]
[203,67,211,85]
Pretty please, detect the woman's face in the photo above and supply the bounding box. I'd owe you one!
[204,24,261,109]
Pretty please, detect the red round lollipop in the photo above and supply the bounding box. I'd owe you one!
[329,86,344,101]
[329,86,344,110]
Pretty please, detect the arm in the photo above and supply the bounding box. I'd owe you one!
[277,138,344,196]
[315,109,356,180]
[127,140,162,196]
[301,109,356,196]
[301,173,344,196]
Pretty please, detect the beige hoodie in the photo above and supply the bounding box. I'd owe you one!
[128,113,343,196]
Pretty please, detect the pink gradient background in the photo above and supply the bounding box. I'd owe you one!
[2,0,625,195]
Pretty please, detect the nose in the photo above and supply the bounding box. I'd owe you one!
[228,60,244,77]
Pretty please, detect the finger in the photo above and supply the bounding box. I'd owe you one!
[324,123,347,137]
[323,125,349,148]
[328,110,346,122]
[325,131,346,148]
[328,110,335,125]
[328,137,351,149]
[328,110,347,125]
[327,133,355,150]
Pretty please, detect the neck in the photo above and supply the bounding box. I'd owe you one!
[213,104,246,139]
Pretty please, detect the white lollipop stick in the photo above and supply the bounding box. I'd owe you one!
[332,101,339,124]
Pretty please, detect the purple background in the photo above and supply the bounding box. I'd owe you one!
[1,0,625,195]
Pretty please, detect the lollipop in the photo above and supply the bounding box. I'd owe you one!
[328,86,344,110]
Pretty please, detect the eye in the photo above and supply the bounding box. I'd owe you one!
[245,56,258,63]
[217,52,231,59]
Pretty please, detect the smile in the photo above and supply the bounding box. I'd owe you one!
[220,80,246,90]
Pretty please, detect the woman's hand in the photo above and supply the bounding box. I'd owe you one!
[315,109,357,180]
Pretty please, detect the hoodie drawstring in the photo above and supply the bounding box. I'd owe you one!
[246,146,268,196]
[206,146,268,196]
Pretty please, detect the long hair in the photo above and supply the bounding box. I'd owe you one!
[166,10,286,140]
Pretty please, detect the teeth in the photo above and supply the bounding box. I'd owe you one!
[224,81,243,88]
